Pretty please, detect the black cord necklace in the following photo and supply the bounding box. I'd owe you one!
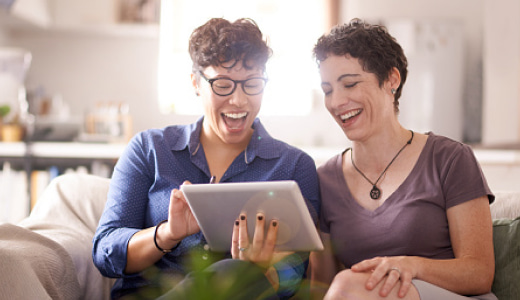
[350,130,414,200]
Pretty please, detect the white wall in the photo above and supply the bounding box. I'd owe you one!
[482,0,520,145]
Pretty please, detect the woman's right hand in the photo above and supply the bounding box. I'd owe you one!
[163,181,200,243]
[126,182,199,273]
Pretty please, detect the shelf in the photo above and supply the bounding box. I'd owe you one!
[0,142,126,159]
[0,142,26,157]
[4,22,159,39]
[47,23,159,39]
[1,0,158,39]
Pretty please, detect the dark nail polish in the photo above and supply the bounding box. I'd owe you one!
[235,220,239,226]
[240,215,246,220]
[272,221,277,227]
[257,215,263,221]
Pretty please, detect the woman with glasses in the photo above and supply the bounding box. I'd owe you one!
[93,18,320,300]
[309,19,496,300]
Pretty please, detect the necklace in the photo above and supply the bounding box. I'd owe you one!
[350,130,414,200]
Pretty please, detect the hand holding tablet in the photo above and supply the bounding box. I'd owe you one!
[180,180,323,252]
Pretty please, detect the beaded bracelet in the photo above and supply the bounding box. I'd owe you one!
[153,220,181,253]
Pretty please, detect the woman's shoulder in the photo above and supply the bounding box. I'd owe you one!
[129,123,196,151]
[423,132,476,165]
[425,132,471,153]
[317,152,343,175]
[139,123,195,138]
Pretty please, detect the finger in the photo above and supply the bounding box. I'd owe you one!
[398,272,413,298]
[168,189,182,215]
[263,219,278,254]
[351,257,378,273]
[379,270,401,297]
[251,213,266,258]
[365,261,389,291]
[238,214,249,258]
[231,219,240,258]
[178,181,192,204]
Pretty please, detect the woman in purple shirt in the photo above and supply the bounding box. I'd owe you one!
[309,19,496,300]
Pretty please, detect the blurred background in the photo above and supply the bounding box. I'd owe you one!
[1,0,519,222]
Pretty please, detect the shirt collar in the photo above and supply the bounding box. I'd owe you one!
[171,116,281,164]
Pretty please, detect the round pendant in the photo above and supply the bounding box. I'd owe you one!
[370,185,381,200]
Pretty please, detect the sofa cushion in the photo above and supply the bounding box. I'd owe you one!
[491,217,520,300]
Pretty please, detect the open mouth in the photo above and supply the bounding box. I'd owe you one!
[339,109,362,123]
[222,112,248,130]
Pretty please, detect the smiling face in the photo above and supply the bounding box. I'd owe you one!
[319,54,398,142]
[194,62,264,146]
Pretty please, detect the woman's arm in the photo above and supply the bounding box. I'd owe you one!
[126,184,199,273]
[415,195,495,294]
[351,196,495,297]
[310,231,343,298]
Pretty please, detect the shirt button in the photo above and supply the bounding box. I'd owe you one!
[203,244,210,251]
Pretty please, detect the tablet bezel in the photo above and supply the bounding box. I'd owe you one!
[180,180,323,252]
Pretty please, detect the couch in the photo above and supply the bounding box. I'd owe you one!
[0,173,518,300]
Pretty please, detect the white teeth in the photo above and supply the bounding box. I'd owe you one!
[340,109,362,121]
[223,112,247,119]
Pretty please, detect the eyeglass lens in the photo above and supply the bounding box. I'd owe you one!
[212,78,265,96]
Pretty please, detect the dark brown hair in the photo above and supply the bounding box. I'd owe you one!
[313,18,408,112]
[189,18,272,74]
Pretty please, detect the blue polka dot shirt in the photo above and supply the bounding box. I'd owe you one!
[92,116,320,299]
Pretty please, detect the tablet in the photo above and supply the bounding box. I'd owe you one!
[180,180,323,252]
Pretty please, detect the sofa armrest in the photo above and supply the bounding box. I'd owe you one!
[18,173,114,300]
[490,191,520,220]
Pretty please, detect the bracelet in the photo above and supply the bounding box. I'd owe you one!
[154,220,181,253]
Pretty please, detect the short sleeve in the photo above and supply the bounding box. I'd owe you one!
[440,142,494,208]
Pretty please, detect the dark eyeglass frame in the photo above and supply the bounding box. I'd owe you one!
[198,72,268,96]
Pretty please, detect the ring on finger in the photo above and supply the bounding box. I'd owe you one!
[389,267,401,277]
[239,247,249,252]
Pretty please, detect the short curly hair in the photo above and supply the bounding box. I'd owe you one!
[313,18,408,112]
[189,18,272,74]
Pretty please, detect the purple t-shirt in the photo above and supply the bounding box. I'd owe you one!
[317,132,493,268]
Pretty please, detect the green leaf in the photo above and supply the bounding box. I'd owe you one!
[0,105,10,118]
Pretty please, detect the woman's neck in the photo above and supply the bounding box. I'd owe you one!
[351,126,412,170]
[200,124,252,180]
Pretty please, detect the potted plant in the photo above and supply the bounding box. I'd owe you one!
[0,104,9,121]
[0,104,23,142]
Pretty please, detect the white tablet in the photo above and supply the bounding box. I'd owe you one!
[180,180,323,252]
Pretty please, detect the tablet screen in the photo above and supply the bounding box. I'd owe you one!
[181,180,323,252]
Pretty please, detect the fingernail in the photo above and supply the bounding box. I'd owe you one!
[235,220,239,226]
[240,215,246,220]
[257,215,263,221]
[272,221,277,227]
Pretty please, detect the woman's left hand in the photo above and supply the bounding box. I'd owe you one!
[351,256,416,298]
[231,212,278,270]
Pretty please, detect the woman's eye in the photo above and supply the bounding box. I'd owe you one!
[321,84,332,95]
[344,82,358,88]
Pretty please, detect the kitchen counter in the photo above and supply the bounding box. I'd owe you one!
[0,141,126,159]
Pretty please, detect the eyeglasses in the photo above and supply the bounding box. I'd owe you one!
[199,72,267,96]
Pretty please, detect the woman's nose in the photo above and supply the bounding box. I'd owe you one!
[329,90,346,108]
[228,85,248,107]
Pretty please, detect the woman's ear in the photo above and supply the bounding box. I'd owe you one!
[388,67,401,92]
[191,73,200,96]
